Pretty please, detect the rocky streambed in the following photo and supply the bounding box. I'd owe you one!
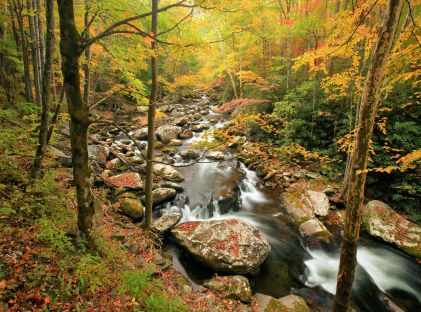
[54,91,421,311]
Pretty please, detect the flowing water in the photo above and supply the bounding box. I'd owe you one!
[150,98,421,311]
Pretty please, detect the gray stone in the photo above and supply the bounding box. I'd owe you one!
[304,190,330,217]
[255,293,309,312]
[88,145,109,163]
[132,127,149,140]
[172,219,271,274]
[152,212,182,233]
[179,129,193,139]
[142,188,177,206]
[153,164,184,181]
[363,200,421,258]
[206,151,225,161]
[299,219,333,243]
[203,275,252,303]
[155,125,182,144]
[180,149,200,160]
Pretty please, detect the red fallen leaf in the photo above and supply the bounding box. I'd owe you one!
[44,296,51,304]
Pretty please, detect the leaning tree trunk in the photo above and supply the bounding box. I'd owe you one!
[57,0,95,247]
[32,0,54,176]
[144,0,159,230]
[333,1,404,311]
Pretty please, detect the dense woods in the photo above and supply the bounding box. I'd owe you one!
[0,0,420,311]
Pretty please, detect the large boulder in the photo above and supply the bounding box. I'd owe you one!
[206,151,225,161]
[304,190,330,217]
[153,164,184,181]
[363,200,421,258]
[132,127,149,140]
[152,212,182,233]
[106,172,144,190]
[171,219,271,274]
[255,293,309,312]
[142,188,177,206]
[203,275,252,303]
[88,145,109,163]
[155,125,182,143]
[299,219,332,243]
[281,195,315,224]
[119,198,144,220]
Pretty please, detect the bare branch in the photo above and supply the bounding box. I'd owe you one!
[156,7,194,37]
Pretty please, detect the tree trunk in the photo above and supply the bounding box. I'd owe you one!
[27,0,41,105]
[35,0,44,69]
[32,0,54,176]
[56,0,95,247]
[83,0,91,105]
[333,1,404,311]
[10,0,33,102]
[144,0,159,230]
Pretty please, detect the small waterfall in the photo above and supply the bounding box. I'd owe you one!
[239,163,270,210]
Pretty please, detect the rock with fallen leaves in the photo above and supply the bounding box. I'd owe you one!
[203,275,252,303]
[171,219,271,274]
[255,293,309,312]
[363,200,421,258]
[153,164,184,181]
[152,212,182,233]
[106,172,144,190]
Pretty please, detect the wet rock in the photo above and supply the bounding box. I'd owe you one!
[323,185,335,196]
[168,139,183,146]
[304,190,330,217]
[119,198,144,220]
[193,113,202,120]
[154,141,164,149]
[299,219,333,243]
[191,124,209,132]
[171,219,271,274]
[281,195,315,224]
[88,145,109,163]
[179,128,193,139]
[132,127,149,140]
[142,188,177,206]
[155,125,182,144]
[153,164,184,181]
[180,149,200,160]
[174,116,189,126]
[105,158,122,170]
[152,212,182,233]
[160,181,184,192]
[160,105,174,113]
[203,275,252,303]
[255,293,309,312]
[106,172,144,190]
[363,200,421,258]
[206,151,225,160]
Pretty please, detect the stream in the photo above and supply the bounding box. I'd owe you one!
[146,96,420,311]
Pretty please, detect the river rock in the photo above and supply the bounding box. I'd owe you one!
[155,125,182,143]
[191,124,208,132]
[180,149,200,160]
[152,212,182,233]
[119,198,144,220]
[106,172,144,190]
[168,139,183,146]
[281,195,315,224]
[304,190,330,217]
[171,219,271,274]
[203,275,252,303]
[323,185,336,196]
[179,128,193,139]
[105,158,122,170]
[206,151,225,160]
[299,219,333,243]
[88,145,109,163]
[255,293,309,312]
[174,116,189,126]
[160,181,184,192]
[142,188,177,206]
[363,200,421,258]
[153,164,184,181]
[132,127,149,140]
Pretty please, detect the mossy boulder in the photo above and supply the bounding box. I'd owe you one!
[255,293,309,312]
[119,198,144,220]
[203,275,252,303]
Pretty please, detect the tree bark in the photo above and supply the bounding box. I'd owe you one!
[35,0,45,69]
[27,0,41,105]
[83,0,91,106]
[333,1,404,311]
[10,0,33,102]
[144,0,159,230]
[56,0,95,247]
[32,0,54,176]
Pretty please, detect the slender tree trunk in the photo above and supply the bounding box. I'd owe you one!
[2,0,7,39]
[35,0,44,67]
[57,0,95,247]
[144,0,159,230]
[333,1,404,311]
[27,0,41,105]
[32,0,54,176]
[83,0,91,105]
[11,0,33,102]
